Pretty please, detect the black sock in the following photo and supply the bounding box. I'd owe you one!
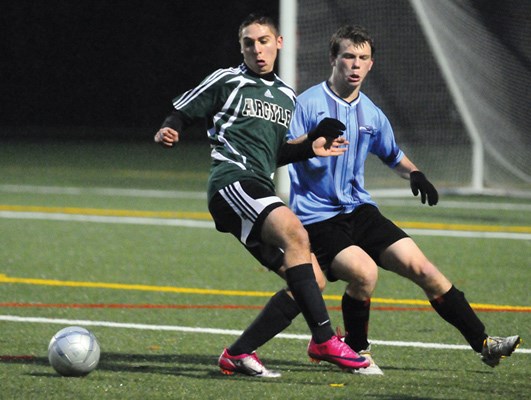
[342,293,370,352]
[430,285,487,352]
[286,263,334,344]
[228,289,301,355]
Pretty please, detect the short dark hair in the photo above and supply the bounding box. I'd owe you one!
[329,25,375,58]
[238,13,279,40]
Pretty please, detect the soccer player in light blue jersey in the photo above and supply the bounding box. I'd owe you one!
[225,25,520,375]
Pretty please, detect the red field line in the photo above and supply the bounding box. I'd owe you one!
[0,355,36,361]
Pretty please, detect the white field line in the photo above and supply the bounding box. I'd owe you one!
[1,211,530,240]
[0,184,207,200]
[0,211,215,229]
[1,315,528,354]
[1,184,530,211]
[403,228,531,240]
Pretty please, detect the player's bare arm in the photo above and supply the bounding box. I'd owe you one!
[393,156,418,179]
[394,156,438,206]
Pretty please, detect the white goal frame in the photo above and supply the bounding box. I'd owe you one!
[277,0,489,197]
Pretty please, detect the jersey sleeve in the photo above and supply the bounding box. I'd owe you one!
[371,110,404,168]
[171,69,226,125]
[287,101,312,141]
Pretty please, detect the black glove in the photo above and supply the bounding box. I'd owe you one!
[307,118,346,141]
[410,171,438,206]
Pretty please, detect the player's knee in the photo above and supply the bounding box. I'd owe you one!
[345,278,374,299]
[357,268,378,294]
[287,225,311,250]
[411,259,445,287]
[341,265,377,298]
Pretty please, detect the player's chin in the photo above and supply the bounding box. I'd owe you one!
[255,63,272,74]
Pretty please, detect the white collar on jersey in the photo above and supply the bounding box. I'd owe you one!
[322,81,361,107]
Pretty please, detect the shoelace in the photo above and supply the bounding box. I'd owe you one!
[330,334,358,355]
[335,326,372,356]
[484,337,500,353]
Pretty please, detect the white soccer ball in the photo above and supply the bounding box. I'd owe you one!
[48,326,101,377]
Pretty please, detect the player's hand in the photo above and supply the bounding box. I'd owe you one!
[154,127,179,147]
[307,118,346,141]
[410,171,438,206]
[312,136,349,157]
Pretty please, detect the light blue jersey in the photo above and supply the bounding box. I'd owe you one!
[288,81,404,225]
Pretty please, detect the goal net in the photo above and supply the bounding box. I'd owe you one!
[282,0,531,197]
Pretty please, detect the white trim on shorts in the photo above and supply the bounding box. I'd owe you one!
[219,181,283,244]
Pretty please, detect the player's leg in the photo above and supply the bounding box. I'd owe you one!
[380,238,521,365]
[305,210,378,353]
[260,204,336,344]
[209,182,297,376]
[379,237,451,298]
[211,181,367,372]
[226,254,324,356]
[311,204,404,375]
[220,271,333,377]
[330,246,377,348]
[302,210,383,371]
[379,237,515,360]
[259,205,368,369]
[232,252,379,364]
[329,247,384,375]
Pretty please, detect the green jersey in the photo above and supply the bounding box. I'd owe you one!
[172,63,296,200]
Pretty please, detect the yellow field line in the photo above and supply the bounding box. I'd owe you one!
[1,273,529,312]
[2,204,530,232]
[0,205,212,220]
[396,221,531,233]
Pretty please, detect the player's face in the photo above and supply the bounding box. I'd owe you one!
[240,23,282,75]
[330,39,373,96]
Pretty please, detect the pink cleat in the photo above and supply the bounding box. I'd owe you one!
[308,335,370,371]
[218,348,281,378]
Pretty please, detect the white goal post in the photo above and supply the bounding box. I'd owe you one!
[276,0,297,199]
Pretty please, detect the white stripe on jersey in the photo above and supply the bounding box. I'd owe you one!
[172,66,241,110]
[278,86,297,104]
[276,75,297,103]
[211,148,246,170]
[215,76,254,149]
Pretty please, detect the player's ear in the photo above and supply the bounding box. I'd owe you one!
[276,35,283,50]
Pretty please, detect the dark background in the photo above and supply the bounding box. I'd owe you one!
[1,1,279,139]
[2,1,530,144]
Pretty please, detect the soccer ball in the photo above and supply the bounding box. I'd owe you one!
[48,326,101,377]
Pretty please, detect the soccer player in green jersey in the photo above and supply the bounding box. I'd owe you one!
[155,13,370,377]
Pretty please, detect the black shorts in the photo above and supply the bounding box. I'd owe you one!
[208,180,285,271]
[304,204,409,281]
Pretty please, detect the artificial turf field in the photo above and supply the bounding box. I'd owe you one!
[1,139,529,399]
